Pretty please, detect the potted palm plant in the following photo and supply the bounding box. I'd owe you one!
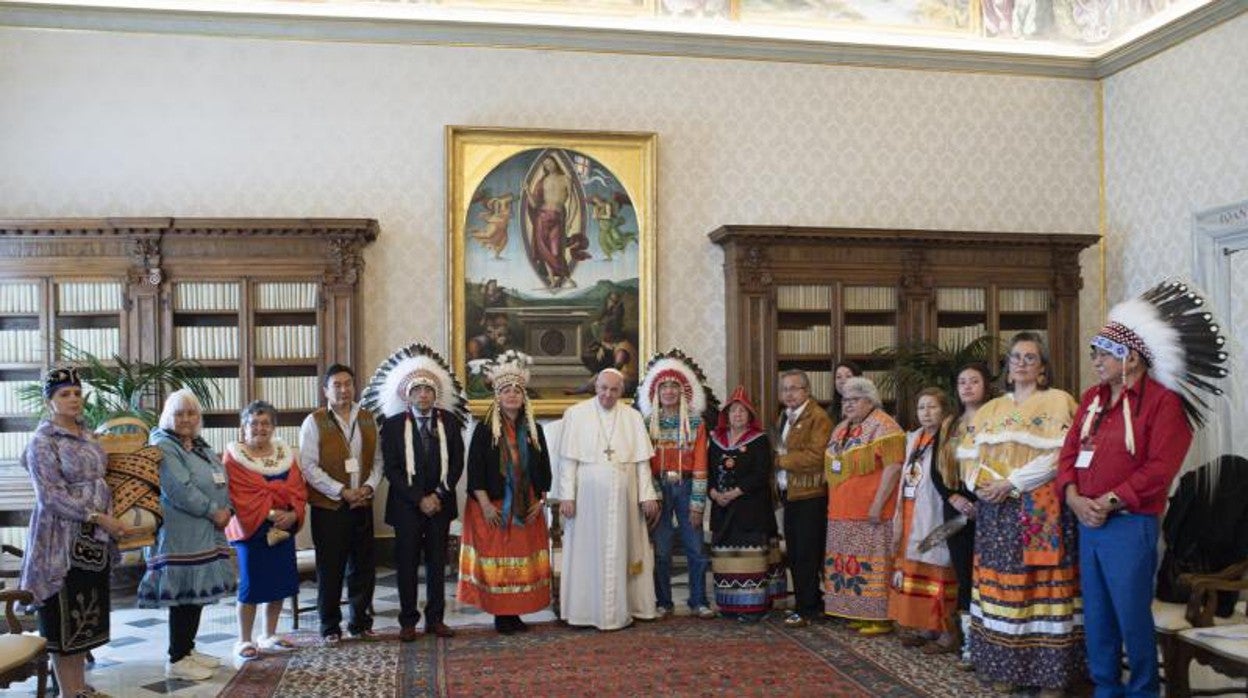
[872,335,1000,428]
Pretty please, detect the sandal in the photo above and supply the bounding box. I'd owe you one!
[234,640,259,664]
[257,635,296,652]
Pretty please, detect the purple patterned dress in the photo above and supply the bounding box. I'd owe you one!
[21,419,116,654]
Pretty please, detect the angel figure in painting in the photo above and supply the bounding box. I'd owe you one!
[590,193,637,261]
[469,192,515,260]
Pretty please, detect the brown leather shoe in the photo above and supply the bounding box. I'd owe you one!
[425,623,456,638]
[399,626,419,643]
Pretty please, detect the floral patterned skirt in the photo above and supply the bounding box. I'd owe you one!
[39,563,111,655]
[823,519,893,621]
[970,496,1084,689]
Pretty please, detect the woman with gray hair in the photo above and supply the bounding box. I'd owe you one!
[138,389,237,681]
[224,401,306,666]
[822,376,906,635]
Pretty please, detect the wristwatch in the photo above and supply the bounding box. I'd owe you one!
[87,511,99,524]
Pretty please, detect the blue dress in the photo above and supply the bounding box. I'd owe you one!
[233,469,299,604]
[138,429,237,607]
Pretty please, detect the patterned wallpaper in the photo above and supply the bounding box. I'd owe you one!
[0,27,1101,397]
[1103,11,1248,409]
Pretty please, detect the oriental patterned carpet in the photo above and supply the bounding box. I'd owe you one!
[220,617,1001,697]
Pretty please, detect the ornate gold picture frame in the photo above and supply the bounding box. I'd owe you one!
[447,126,657,417]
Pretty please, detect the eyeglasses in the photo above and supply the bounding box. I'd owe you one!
[1008,352,1041,366]
[780,385,808,393]
[1088,348,1117,360]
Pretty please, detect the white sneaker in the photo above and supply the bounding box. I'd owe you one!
[188,650,221,668]
[166,656,213,681]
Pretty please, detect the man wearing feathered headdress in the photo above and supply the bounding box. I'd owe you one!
[364,345,468,642]
[1057,281,1230,698]
[558,368,660,630]
[636,350,718,620]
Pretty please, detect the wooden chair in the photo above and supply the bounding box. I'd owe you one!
[1163,560,1248,697]
[0,589,48,697]
[290,509,317,630]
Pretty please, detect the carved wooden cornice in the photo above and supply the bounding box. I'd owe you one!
[709,225,1099,251]
[0,217,379,284]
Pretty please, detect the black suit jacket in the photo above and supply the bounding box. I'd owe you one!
[465,421,552,502]
[380,408,465,526]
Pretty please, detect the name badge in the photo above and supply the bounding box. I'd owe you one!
[345,457,360,474]
[830,460,843,474]
[1075,450,1094,470]
[903,485,916,499]
[212,471,226,485]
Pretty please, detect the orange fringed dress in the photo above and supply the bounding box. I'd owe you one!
[823,409,906,621]
[887,429,958,633]
[457,419,552,616]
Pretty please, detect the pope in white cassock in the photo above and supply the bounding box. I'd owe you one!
[558,369,661,630]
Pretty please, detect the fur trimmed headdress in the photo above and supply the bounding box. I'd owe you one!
[635,349,718,447]
[361,343,469,425]
[1084,281,1230,453]
[480,350,541,452]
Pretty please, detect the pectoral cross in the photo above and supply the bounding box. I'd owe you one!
[603,445,616,461]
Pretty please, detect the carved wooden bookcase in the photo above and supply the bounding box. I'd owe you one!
[710,226,1099,428]
[0,218,378,460]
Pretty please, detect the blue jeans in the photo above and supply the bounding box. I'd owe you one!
[652,478,709,609]
[1079,513,1160,698]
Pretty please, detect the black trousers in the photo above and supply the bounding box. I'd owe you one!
[168,604,204,662]
[947,522,975,612]
[783,495,828,619]
[393,508,451,630]
[310,502,377,637]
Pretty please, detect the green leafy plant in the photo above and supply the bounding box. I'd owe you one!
[18,342,218,429]
[872,334,1000,414]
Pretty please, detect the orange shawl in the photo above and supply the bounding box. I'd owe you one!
[223,440,306,543]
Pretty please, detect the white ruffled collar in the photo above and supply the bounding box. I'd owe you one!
[227,438,294,475]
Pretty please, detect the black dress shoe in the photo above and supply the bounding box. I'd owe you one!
[426,623,456,638]
[399,627,419,643]
[494,617,517,635]
[513,617,530,632]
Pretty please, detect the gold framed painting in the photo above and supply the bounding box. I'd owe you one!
[447,126,657,417]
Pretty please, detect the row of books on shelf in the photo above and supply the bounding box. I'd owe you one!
[58,282,123,314]
[844,326,897,355]
[254,283,318,311]
[844,287,897,312]
[174,282,320,312]
[0,284,40,315]
[936,288,986,312]
[936,324,988,349]
[999,288,1050,312]
[0,432,34,461]
[0,382,28,414]
[254,325,319,361]
[175,282,240,312]
[776,285,831,311]
[0,330,42,363]
[255,376,320,411]
[200,426,301,455]
[176,327,240,361]
[777,326,832,355]
[205,377,241,412]
[58,328,120,359]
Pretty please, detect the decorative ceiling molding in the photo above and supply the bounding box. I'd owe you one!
[0,0,1243,79]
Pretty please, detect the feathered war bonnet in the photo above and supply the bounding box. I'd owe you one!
[480,350,541,452]
[1084,280,1230,454]
[635,349,719,447]
[361,343,469,425]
